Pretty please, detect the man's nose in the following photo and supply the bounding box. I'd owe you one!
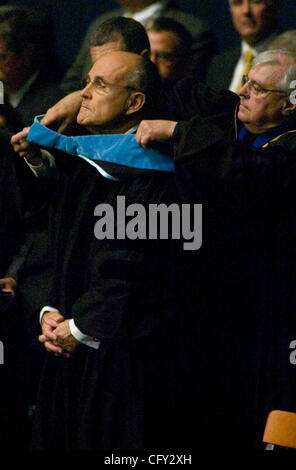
[238,81,250,98]
[81,81,92,98]
[150,52,160,65]
[241,0,252,14]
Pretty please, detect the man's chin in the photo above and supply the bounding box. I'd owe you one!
[77,112,86,126]
[241,29,260,45]
[237,109,245,122]
[77,105,91,123]
[238,102,249,118]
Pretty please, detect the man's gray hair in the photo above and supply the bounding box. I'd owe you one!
[268,30,296,53]
[125,57,162,115]
[252,50,296,93]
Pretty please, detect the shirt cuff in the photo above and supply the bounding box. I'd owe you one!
[40,305,59,324]
[69,319,100,350]
[39,307,100,350]
[25,150,55,176]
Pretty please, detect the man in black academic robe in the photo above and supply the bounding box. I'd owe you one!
[13,51,194,450]
[136,49,296,449]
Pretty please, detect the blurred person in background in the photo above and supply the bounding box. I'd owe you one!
[61,0,215,93]
[268,29,296,52]
[0,5,63,131]
[146,17,194,84]
[206,0,280,92]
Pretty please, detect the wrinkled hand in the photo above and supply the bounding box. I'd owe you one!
[0,277,17,294]
[53,320,79,354]
[11,127,42,164]
[136,120,177,148]
[39,310,70,357]
[41,90,82,133]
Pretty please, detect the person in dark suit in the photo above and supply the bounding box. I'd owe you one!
[0,128,36,449]
[206,0,280,92]
[0,7,64,439]
[61,0,215,94]
[146,17,196,84]
[0,124,54,448]
[0,5,63,131]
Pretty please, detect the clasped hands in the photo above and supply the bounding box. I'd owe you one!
[39,311,79,358]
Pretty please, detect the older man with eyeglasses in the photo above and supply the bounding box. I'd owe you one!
[237,50,296,133]
[137,49,296,142]
[135,49,296,449]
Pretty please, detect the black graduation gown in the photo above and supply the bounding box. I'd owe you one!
[151,75,239,124]
[171,112,296,449]
[32,151,194,450]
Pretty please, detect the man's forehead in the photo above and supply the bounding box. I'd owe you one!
[89,51,139,82]
[249,63,284,83]
[230,0,268,7]
[148,30,179,50]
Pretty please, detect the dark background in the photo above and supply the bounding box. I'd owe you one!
[4,0,296,74]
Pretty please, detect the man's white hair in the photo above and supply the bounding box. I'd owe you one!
[268,30,296,52]
[252,50,296,93]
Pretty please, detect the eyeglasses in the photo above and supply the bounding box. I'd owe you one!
[241,75,288,95]
[80,76,136,94]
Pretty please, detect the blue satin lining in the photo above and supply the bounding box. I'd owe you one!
[27,115,174,173]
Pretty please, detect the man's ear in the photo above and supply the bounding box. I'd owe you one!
[140,48,150,60]
[282,97,296,117]
[125,91,146,115]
